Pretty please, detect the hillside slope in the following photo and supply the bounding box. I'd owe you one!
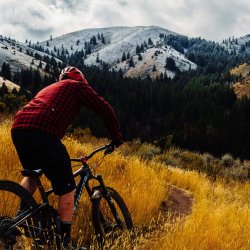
[0,76,20,91]
[1,26,197,79]
[231,62,250,98]
[0,120,249,249]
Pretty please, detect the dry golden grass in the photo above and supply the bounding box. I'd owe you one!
[140,169,250,250]
[0,120,169,248]
[230,63,250,78]
[233,82,250,98]
[230,62,250,98]
[0,119,249,249]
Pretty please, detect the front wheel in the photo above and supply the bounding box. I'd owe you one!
[91,187,133,245]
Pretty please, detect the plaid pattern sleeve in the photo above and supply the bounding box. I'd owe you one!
[78,83,122,144]
[12,79,122,143]
[12,80,83,138]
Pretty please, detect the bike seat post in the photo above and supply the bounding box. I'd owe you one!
[34,177,49,204]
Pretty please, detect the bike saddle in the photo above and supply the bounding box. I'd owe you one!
[21,169,43,178]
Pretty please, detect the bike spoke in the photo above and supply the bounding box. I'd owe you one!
[0,190,19,217]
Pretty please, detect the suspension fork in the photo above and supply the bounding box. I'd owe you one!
[94,175,122,226]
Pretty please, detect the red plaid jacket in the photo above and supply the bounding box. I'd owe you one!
[12,79,122,143]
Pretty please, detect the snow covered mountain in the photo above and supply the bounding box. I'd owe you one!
[0,35,59,75]
[2,26,250,81]
[222,34,250,54]
[41,26,197,78]
[0,26,197,80]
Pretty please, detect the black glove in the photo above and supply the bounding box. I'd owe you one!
[112,132,123,148]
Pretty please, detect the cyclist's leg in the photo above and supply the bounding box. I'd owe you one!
[20,176,37,194]
[12,129,76,245]
[18,177,37,211]
[41,140,76,245]
[58,190,75,222]
[58,190,75,241]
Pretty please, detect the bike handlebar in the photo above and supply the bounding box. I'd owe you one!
[70,143,114,163]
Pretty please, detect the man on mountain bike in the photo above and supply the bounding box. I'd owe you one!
[11,66,123,248]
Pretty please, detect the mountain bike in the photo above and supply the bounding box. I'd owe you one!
[0,143,133,249]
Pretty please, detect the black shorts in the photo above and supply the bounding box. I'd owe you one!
[11,129,76,195]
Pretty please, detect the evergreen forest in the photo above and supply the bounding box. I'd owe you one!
[0,34,250,159]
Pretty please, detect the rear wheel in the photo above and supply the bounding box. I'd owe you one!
[91,187,133,246]
[0,180,42,249]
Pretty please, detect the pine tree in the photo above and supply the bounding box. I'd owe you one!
[11,88,18,95]
[86,44,91,55]
[96,54,100,63]
[90,36,97,45]
[146,74,151,81]
[148,37,153,46]
[44,63,50,73]
[122,52,126,62]
[1,62,12,80]
[0,82,9,96]
[101,33,105,44]
[165,57,177,71]
[136,45,140,54]
[129,57,135,67]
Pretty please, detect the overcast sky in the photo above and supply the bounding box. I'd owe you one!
[0,0,250,42]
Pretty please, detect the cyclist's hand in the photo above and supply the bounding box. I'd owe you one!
[113,139,123,148]
[112,132,123,148]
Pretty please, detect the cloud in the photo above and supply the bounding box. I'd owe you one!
[0,0,55,41]
[0,0,250,42]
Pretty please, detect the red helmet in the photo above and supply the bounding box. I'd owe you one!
[59,66,85,82]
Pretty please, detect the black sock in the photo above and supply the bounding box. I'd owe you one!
[60,221,72,240]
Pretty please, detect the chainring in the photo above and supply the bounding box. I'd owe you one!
[0,216,21,247]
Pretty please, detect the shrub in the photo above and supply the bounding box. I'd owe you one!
[221,154,234,168]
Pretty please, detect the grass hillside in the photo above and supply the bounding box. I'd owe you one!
[0,119,249,249]
[0,76,20,92]
[231,62,250,98]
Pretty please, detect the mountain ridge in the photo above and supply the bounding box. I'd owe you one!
[0,26,196,79]
[40,25,189,79]
[0,25,250,81]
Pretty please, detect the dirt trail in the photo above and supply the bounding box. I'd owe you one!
[134,185,194,249]
[161,185,194,222]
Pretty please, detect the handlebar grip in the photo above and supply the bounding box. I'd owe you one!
[104,143,115,155]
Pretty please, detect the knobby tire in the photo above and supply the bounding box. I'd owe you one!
[91,187,134,246]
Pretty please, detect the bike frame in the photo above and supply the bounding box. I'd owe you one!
[10,144,122,231]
